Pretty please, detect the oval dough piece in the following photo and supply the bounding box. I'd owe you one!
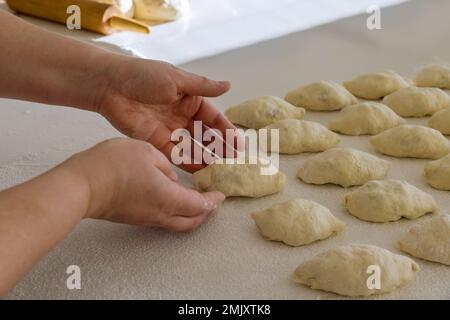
[415,65,450,89]
[370,125,450,159]
[429,107,450,135]
[260,119,340,154]
[284,80,357,111]
[251,199,345,246]
[297,148,390,187]
[192,158,285,198]
[293,244,419,297]
[398,215,450,265]
[224,96,305,129]
[328,102,404,135]
[133,0,187,22]
[344,180,437,222]
[382,87,450,117]
[424,154,450,190]
[343,71,411,100]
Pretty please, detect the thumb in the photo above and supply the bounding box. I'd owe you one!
[171,185,225,217]
[175,69,230,97]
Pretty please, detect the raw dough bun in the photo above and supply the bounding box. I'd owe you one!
[297,148,390,187]
[251,199,345,246]
[133,0,188,22]
[398,215,450,265]
[415,65,450,89]
[328,102,404,135]
[424,154,450,190]
[293,244,419,297]
[192,157,285,198]
[429,107,450,135]
[343,71,411,100]
[260,119,340,154]
[284,80,357,111]
[344,179,437,222]
[382,87,450,117]
[224,96,305,129]
[370,125,450,159]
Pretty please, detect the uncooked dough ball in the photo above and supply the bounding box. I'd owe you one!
[284,80,357,111]
[133,0,188,22]
[260,119,340,154]
[293,244,419,297]
[343,71,411,100]
[328,102,404,135]
[429,107,450,135]
[192,157,285,198]
[370,125,450,159]
[251,199,345,246]
[224,96,305,129]
[398,215,450,265]
[344,180,437,222]
[424,154,450,190]
[415,65,450,89]
[297,148,390,187]
[382,87,450,117]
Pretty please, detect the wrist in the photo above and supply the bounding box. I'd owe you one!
[63,146,122,220]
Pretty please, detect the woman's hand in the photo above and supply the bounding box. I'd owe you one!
[68,138,225,231]
[95,57,237,172]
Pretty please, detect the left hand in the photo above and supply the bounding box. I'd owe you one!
[95,57,236,172]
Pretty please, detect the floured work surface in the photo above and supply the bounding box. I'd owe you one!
[3,0,450,299]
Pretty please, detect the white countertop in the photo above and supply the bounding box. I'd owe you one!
[3,0,450,299]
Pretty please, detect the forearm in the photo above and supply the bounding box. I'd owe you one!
[0,10,117,111]
[0,161,90,296]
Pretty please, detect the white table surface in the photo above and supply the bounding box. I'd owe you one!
[3,0,450,299]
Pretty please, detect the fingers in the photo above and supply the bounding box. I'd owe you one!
[194,98,236,135]
[172,187,225,218]
[159,141,206,173]
[163,190,225,232]
[164,213,210,232]
[174,68,230,97]
[194,99,245,156]
[146,144,178,181]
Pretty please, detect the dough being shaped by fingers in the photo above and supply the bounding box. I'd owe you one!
[398,215,450,265]
[415,65,450,89]
[424,154,450,190]
[284,80,357,111]
[383,87,450,117]
[328,102,404,135]
[370,125,450,159]
[344,179,437,222]
[192,157,285,198]
[260,119,340,154]
[224,96,305,129]
[343,71,411,100]
[293,244,419,297]
[297,148,390,187]
[429,107,450,135]
[251,199,345,246]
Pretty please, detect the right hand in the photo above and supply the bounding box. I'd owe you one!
[66,138,225,231]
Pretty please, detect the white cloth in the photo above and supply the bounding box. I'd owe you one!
[96,0,408,64]
[1,0,407,65]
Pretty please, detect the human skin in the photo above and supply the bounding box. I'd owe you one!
[0,10,236,295]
